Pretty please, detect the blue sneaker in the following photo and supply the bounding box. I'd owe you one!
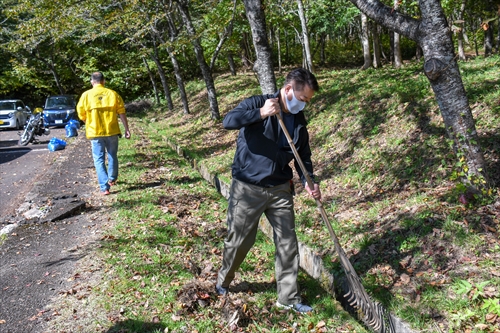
[276,301,313,313]
[215,285,228,296]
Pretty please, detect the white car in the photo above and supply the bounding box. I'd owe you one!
[0,99,31,130]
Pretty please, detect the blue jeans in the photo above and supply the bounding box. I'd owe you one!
[91,135,119,192]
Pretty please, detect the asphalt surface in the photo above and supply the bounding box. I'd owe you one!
[0,132,109,333]
[0,127,66,217]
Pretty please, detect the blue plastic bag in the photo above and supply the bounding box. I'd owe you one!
[48,137,67,152]
[68,119,81,129]
[65,123,78,137]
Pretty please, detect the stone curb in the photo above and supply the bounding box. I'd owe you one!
[161,133,416,333]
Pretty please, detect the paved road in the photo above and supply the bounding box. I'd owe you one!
[0,132,103,333]
[0,127,66,218]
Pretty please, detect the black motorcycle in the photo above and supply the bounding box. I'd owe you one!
[18,112,50,146]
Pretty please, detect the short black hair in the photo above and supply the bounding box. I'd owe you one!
[284,68,319,92]
[91,71,105,83]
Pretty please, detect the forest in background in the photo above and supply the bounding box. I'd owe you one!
[1,0,499,108]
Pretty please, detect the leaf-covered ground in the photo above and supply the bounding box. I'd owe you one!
[44,57,500,333]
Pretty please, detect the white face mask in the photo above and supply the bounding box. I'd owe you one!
[285,87,306,114]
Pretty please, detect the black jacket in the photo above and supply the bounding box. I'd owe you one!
[223,91,316,187]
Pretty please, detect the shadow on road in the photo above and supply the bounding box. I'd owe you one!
[0,139,19,148]
[0,147,31,164]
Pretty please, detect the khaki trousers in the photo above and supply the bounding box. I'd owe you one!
[217,178,301,305]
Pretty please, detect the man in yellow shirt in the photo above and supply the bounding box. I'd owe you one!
[77,71,131,195]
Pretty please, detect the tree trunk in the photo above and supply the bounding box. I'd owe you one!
[484,23,494,57]
[349,0,490,191]
[165,13,190,115]
[320,33,326,66]
[416,45,423,60]
[34,50,65,95]
[393,31,402,67]
[497,16,500,52]
[390,30,394,63]
[360,12,372,69]
[240,33,252,70]
[372,23,381,68]
[209,0,236,71]
[143,57,160,105]
[227,53,236,76]
[471,13,480,56]
[276,26,282,75]
[168,47,190,115]
[296,0,314,73]
[242,0,277,94]
[151,43,173,110]
[285,29,289,64]
[175,0,220,119]
[457,0,467,61]
[393,0,402,68]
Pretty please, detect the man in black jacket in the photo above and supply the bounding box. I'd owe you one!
[216,68,321,313]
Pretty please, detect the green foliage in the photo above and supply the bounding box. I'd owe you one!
[482,298,500,316]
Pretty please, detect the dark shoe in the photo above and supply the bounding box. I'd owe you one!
[276,301,313,313]
[215,285,228,296]
[100,189,110,196]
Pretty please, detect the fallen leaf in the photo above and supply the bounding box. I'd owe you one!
[486,313,497,323]
[400,273,411,284]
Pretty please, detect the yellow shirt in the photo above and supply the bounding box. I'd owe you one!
[77,84,126,139]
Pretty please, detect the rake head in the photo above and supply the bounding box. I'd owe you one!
[335,241,394,333]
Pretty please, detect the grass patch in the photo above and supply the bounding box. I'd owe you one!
[48,56,500,332]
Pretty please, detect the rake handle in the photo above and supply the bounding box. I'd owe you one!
[275,113,339,244]
[275,112,388,332]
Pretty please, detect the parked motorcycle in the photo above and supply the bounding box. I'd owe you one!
[18,112,50,146]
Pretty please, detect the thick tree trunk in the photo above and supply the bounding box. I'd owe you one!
[296,0,314,73]
[143,57,160,105]
[349,0,490,191]
[242,0,277,94]
[175,0,220,119]
[360,13,372,69]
